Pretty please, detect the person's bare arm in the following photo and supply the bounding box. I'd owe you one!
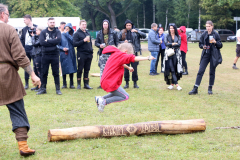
[134,56,155,62]
[238,37,240,43]
[123,64,134,72]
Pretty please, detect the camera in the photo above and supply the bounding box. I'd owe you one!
[28,27,36,36]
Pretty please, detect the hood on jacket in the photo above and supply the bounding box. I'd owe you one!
[124,19,135,29]
[102,19,111,34]
[179,26,186,33]
[102,45,120,54]
[65,23,74,34]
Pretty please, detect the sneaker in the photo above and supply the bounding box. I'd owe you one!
[95,96,101,108]
[232,65,238,69]
[177,86,182,91]
[149,73,155,76]
[168,85,174,90]
[97,97,105,112]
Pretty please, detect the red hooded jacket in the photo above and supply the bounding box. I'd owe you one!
[100,46,135,92]
[179,26,188,53]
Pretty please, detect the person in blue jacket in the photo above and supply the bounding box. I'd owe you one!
[155,27,166,73]
[58,23,77,89]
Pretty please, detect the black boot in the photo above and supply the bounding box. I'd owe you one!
[55,84,62,95]
[77,80,81,89]
[24,80,29,90]
[31,85,39,91]
[124,81,129,89]
[189,85,198,95]
[133,81,139,88]
[84,79,93,89]
[62,81,67,89]
[97,85,102,89]
[36,84,47,95]
[208,86,213,95]
[69,74,75,89]
[182,69,188,75]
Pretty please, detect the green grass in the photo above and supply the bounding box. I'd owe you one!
[0,42,240,159]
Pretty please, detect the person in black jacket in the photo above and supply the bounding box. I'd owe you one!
[189,21,222,95]
[31,26,44,92]
[20,14,37,89]
[95,19,119,89]
[118,19,146,89]
[37,17,62,95]
[73,20,93,90]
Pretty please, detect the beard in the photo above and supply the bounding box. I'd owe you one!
[48,26,55,30]
[103,29,108,35]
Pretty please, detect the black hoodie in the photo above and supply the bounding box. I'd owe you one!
[39,27,62,54]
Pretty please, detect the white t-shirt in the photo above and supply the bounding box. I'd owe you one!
[25,30,32,46]
[236,29,240,44]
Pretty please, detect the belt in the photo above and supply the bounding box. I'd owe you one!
[0,61,18,70]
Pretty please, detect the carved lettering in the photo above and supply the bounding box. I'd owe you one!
[102,126,125,137]
[141,123,160,133]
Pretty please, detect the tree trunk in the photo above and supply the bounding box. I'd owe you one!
[153,3,155,23]
[48,119,206,142]
[187,3,190,28]
[89,10,97,30]
[165,8,168,31]
[107,2,117,29]
[137,11,139,28]
[143,4,145,28]
[198,7,201,30]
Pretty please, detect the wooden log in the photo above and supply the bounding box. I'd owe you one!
[48,119,206,142]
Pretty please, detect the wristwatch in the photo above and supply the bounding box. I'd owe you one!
[148,56,150,61]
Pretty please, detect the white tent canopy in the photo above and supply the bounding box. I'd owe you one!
[8,17,80,32]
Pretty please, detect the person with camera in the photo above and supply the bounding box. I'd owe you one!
[73,20,93,90]
[20,14,37,90]
[118,19,146,89]
[31,26,44,92]
[162,23,183,91]
[95,19,119,89]
[58,23,77,89]
[37,17,62,95]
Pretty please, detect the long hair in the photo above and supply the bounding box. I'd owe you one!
[168,24,179,37]
[121,29,127,40]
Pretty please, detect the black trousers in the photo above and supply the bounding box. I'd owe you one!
[6,99,30,132]
[168,54,178,85]
[32,55,39,78]
[63,73,74,84]
[195,52,216,86]
[77,53,93,79]
[155,47,165,72]
[124,62,139,82]
[35,55,42,81]
[181,51,188,70]
[24,51,32,81]
[41,54,60,85]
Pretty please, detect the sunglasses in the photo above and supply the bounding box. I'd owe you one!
[4,12,10,18]
[169,23,175,26]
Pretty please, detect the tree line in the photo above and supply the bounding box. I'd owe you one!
[3,0,240,33]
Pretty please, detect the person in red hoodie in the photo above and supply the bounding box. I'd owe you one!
[178,26,188,75]
[95,43,155,112]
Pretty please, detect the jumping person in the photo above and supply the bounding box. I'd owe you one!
[232,28,240,69]
[58,23,77,89]
[119,19,146,89]
[0,4,41,156]
[95,43,155,112]
[95,19,119,89]
[162,23,183,90]
[189,21,222,95]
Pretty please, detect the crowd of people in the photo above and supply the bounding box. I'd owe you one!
[3,2,240,156]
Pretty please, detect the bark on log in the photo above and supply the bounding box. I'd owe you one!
[48,119,206,142]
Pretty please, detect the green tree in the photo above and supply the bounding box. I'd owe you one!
[8,0,79,17]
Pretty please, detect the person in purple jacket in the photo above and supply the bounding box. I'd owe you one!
[155,27,166,73]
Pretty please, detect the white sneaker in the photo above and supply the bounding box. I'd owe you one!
[97,97,105,112]
[95,96,101,108]
[168,85,174,90]
[177,86,182,90]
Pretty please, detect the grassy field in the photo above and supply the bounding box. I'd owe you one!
[0,42,240,160]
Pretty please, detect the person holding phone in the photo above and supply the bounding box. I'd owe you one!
[189,21,222,95]
[58,23,77,89]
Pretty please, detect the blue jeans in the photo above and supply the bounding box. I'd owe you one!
[150,52,158,73]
